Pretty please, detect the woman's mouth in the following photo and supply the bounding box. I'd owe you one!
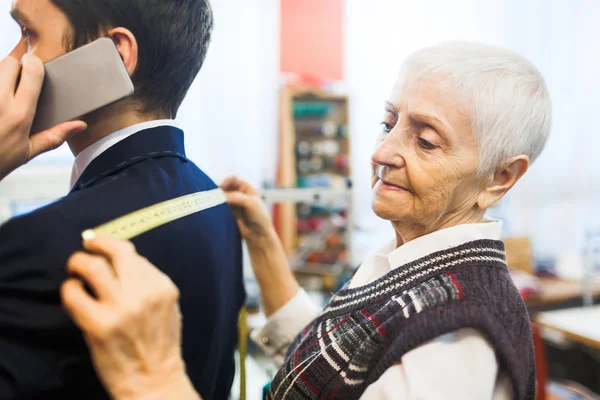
[374,165,410,192]
[377,178,409,192]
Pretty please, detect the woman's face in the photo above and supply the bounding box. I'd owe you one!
[371,77,487,238]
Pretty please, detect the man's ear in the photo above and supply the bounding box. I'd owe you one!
[107,28,138,76]
[477,155,529,210]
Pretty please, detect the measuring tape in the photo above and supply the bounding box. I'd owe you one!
[81,188,227,241]
[81,188,248,400]
[238,307,248,400]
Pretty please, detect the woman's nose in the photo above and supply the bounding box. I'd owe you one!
[371,130,406,169]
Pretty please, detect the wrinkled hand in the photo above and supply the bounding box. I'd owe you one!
[61,236,197,400]
[0,55,86,181]
[220,175,275,243]
[221,177,298,317]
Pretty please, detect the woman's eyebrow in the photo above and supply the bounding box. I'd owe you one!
[384,101,399,115]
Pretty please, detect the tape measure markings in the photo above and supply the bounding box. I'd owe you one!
[81,188,227,241]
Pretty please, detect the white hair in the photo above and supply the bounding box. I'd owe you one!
[400,41,552,173]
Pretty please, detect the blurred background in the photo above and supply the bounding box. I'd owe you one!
[1,1,599,399]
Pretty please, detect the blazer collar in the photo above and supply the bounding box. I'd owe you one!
[71,125,187,192]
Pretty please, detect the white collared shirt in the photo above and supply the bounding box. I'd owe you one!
[349,219,503,289]
[251,220,513,399]
[70,119,178,187]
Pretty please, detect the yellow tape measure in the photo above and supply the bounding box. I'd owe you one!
[238,307,248,400]
[80,189,248,400]
[81,189,227,241]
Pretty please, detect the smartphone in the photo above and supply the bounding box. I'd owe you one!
[30,38,134,135]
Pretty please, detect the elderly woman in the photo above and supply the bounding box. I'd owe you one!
[63,41,551,400]
[227,40,550,400]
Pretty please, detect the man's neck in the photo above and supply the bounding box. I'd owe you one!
[67,100,160,156]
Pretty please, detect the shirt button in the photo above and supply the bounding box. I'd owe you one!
[261,337,270,345]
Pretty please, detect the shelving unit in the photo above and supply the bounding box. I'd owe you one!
[272,85,352,292]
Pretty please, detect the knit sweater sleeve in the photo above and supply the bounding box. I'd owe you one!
[250,288,322,366]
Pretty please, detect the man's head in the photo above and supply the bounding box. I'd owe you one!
[9,0,214,119]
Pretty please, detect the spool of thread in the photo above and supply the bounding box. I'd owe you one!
[297,203,312,218]
[307,253,320,263]
[311,157,324,172]
[326,233,342,248]
[335,154,349,170]
[311,142,324,156]
[298,159,311,175]
[296,218,311,232]
[296,176,309,188]
[310,204,330,217]
[318,174,333,187]
[322,140,340,157]
[321,121,338,137]
[338,249,349,263]
[297,141,312,156]
[330,175,347,189]
[293,101,331,117]
[297,174,333,188]
[309,217,323,230]
[298,120,325,136]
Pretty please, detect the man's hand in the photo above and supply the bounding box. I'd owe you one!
[61,236,200,400]
[0,54,86,181]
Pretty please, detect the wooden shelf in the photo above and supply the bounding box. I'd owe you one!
[274,85,352,291]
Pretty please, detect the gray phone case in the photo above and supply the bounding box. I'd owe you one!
[30,38,134,135]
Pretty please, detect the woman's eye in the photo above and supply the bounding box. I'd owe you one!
[380,122,393,133]
[417,137,437,150]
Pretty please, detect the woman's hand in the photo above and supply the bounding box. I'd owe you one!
[0,55,86,181]
[221,176,300,316]
[220,176,276,243]
[61,236,200,400]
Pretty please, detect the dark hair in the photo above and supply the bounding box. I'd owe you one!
[51,0,214,118]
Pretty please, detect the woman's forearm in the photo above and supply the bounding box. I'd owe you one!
[246,228,300,316]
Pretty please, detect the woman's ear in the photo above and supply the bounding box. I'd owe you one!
[477,155,529,210]
[107,27,138,76]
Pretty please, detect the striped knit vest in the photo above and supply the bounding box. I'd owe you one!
[267,239,536,400]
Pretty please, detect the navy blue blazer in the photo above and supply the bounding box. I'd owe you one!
[0,126,245,399]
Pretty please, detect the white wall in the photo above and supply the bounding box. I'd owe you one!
[345,0,600,260]
[0,0,280,188]
[177,0,280,187]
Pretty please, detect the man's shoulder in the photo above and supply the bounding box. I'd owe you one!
[0,156,220,246]
[0,194,79,248]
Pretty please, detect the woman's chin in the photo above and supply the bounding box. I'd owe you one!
[371,198,405,221]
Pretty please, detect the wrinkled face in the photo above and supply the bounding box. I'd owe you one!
[8,0,70,62]
[371,77,488,235]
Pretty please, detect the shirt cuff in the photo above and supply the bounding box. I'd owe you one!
[250,288,322,366]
